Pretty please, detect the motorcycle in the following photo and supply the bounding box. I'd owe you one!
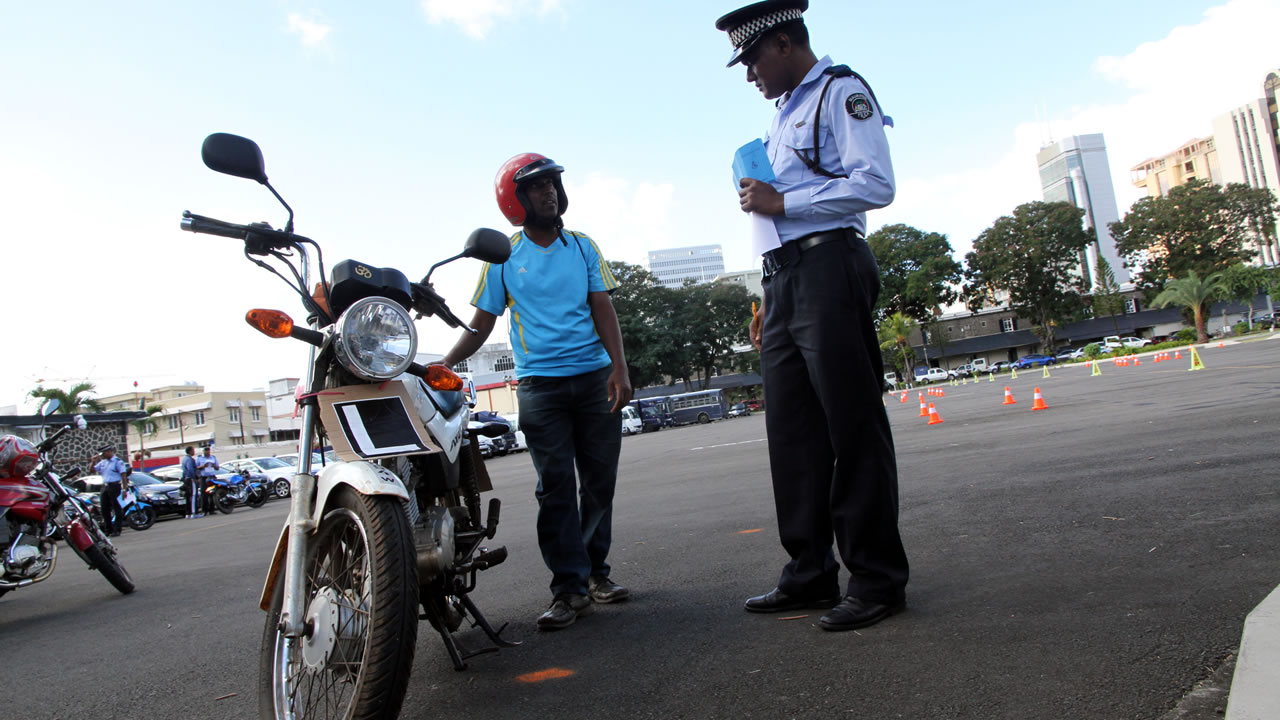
[204,470,270,514]
[74,484,158,531]
[0,400,135,598]
[181,133,516,719]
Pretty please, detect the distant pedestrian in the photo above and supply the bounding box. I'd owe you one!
[91,444,131,537]
[180,446,202,518]
[196,446,220,515]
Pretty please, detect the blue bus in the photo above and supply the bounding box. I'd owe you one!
[667,389,727,425]
[630,398,673,431]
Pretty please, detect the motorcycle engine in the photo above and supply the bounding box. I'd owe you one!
[3,524,50,580]
[414,507,456,581]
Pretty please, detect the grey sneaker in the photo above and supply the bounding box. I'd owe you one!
[537,593,592,630]
[588,575,630,604]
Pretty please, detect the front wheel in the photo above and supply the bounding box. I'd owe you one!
[273,478,292,499]
[84,542,135,594]
[697,413,710,424]
[127,506,157,531]
[247,486,269,508]
[259,488,417,720]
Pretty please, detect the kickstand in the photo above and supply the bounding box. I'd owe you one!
[422,605,469,671]
[458,593,521,648]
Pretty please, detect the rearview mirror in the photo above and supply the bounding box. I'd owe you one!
[462,228,511,265]
[40,398,61,416]
[201,133,268,184]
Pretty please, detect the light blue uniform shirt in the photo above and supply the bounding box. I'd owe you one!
[93,456,130,484]
[470,229,618,379]
[763,56,896,244]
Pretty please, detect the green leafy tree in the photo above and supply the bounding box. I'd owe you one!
[877,312,917,380]
[962,201,1094,350]
[1151,270,1226,343]
[29,382,104,414]
[1091,254,1126,335]
[129,404,165,466]
[607,261,678,390]
[1108,180,1271,295]
[671,281,755,389]
[1220,263,1270,328]
[866,224,963,322]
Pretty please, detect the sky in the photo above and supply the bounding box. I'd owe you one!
[2,0,1277,411]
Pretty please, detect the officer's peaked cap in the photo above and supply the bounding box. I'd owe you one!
[715,0,808,67]
[97,444,115,453]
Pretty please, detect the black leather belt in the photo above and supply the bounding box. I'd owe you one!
[761,228,863,278]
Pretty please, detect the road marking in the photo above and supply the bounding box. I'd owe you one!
[691,439,766,451]
[516,668,576,683]
[737,528,763,534]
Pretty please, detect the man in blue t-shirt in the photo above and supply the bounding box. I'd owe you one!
[442,152,633,631]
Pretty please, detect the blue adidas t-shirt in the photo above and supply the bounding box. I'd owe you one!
[470,229,619,379]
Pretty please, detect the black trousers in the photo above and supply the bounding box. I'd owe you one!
[100,482,123,534]
[760,234,909,605]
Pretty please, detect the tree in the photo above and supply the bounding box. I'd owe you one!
[1108,179,1273,295]
[877,312,916,381]
[866,224,963,322]
[1091,254,1126,335]
[129,404,165,467]
[962,201,1094,350]
[1220,263,1270,328]
[28,382,104,414]
[606,261,673,389]
[671,281,754,389]
[1151,270,1225,343]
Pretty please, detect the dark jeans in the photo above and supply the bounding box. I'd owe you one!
[517,365,622,597]
[100,482,123,534]
[761,234,909,605]
[183,478,200,516]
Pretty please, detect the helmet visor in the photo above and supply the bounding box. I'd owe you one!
[513,158,563,185]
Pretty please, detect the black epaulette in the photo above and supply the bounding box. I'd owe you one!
[793,64,894,180]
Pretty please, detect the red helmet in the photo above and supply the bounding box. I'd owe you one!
[495,153,567,226]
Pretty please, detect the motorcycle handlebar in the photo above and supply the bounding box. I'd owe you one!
[37,424,71,454]
[180,211,305,254]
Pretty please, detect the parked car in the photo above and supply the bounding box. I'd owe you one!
[986,361,1012,374]
[950,364,975,378]
[1248,311,1278,329]
[1054,347,1084,361]
[273,450,340,468]
[472,411,517,455]
[727,402,752,418]
[915,367,950,384]
[224,456,297,499]
[621,405,645,434]
[882,372,898,391]
[1012,354,1058,369]
[503,412,528,451]
[744,400,762,411]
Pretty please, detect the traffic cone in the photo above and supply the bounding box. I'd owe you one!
[1134,358,1141,366]
[899,391,909,403]
[1188,346,1206,371]
[1042,365,1051,378]
[1002,386,1016,405]
[988,371,994,382]
[1031,387,1048,411]
[1218,341,1225,348]
[919,393,928,417]
[1175,349,1182,360]
[938,388,946,397]
[927,402,944,425]
[1091,360,1102,376]
[1010,367,1018,379]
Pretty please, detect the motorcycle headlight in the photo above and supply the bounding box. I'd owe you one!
[333,297,418,381]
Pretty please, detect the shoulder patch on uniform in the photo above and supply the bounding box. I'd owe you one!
[845,93,873,121]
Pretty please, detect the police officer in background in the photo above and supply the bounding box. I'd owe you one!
[91,444,131,537]
[715,0,909,631]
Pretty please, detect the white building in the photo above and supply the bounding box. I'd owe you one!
[266,378,302,444]
[1212,84,1280,266]
[648,245,726,289]
[1036,134,1129,288]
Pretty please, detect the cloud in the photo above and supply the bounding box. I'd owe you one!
[420,0,564,40]
[287,12,332,48]
[561,171,676,266]
[881,0,1280,260]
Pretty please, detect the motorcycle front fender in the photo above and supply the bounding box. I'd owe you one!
[258,461,409,611]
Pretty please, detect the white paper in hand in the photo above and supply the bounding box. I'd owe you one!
[751,213,781,257]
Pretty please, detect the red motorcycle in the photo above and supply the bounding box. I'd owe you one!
[0,404,135,599]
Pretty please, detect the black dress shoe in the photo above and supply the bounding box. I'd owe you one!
[744,588,840,614]
[819,596,905,631]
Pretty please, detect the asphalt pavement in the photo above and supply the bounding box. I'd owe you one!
[1,336,1277,719]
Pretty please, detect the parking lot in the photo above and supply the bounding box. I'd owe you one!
[1,336,1277,719]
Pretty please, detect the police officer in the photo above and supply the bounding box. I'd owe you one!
[715,0,909,631]
[92,444,131,536]
[180,446,202,518]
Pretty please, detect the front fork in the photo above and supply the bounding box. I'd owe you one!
[278,399,322,638]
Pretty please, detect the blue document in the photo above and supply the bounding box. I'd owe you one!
[732,139,775,187]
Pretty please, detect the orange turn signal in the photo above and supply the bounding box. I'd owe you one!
[424,364,464,392]
[246,309,294,339]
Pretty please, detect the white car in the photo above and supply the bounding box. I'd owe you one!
[914,368,950,384]
[224,456,296,498]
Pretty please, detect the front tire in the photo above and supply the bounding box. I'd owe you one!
[215,489,235,515]
[247,486,269,508]
[127,506,157,531]
[84,543,135,594]
[274,478,292,499]
[258,488,417,720]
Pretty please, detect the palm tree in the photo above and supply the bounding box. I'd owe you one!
[877,312,917,381]
[1152,270,1225,344]
[28,382,104,414]
[129,404,165,469]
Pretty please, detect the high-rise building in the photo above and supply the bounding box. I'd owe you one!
[1036,133,1129,289]
[1212,75,1280,266]
[647,245,726,289]
[1130,137,1221,197]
